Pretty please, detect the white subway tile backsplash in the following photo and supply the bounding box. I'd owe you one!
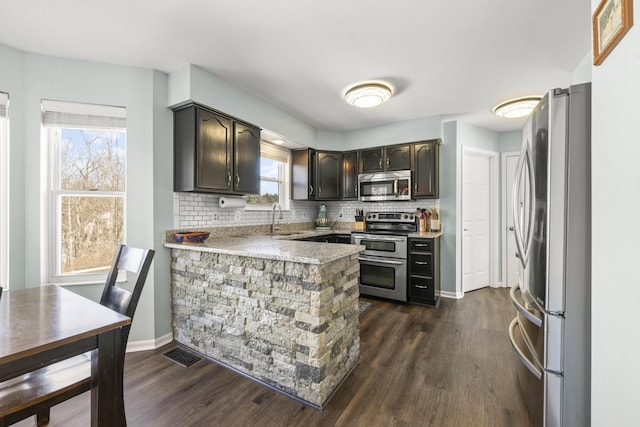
[173,192,440,229]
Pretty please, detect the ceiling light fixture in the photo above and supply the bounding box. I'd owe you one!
[492,96,542,118]
[344,82,393,108]
[271,139,285,145]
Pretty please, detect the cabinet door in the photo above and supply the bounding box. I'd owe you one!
[197,108,232,191]
[291,149,316,200]
[414,140,440,198]
[233,122,260,194]
[360,148,384,173]
[342,151,359,200]
[316,151,341,200]
[386,144,412,171]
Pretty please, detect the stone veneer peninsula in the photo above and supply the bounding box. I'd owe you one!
[165,227,363,408]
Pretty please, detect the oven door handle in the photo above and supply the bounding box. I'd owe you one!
[358,255,405,265]
[354,235,407,243]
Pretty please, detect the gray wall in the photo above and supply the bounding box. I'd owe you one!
[0,44,173,343]
[590,0,640,423]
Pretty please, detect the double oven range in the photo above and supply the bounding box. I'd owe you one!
[351,212,417,302]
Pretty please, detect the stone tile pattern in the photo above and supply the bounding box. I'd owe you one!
[170,248,360,407]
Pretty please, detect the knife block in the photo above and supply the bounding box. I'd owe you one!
[354,221,365,231]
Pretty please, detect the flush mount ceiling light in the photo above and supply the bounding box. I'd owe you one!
[344,82,393,108]
[492,96,542,118]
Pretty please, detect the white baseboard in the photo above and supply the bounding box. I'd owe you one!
[441,290,464,299]
[126,332,173,353]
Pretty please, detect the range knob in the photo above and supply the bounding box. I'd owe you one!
[404,214,408,219]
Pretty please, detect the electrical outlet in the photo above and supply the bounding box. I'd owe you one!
[339,210,343,218]
[212,213,218,222]
[234,211,242,221]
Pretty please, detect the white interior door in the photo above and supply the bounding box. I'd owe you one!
[462,151,491,292]
[504,153,520,287]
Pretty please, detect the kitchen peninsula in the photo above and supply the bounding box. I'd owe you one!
[164,227,363,408]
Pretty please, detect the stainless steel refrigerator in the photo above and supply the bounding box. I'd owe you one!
[508,83,591,427]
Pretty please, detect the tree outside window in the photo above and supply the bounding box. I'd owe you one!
[56,129,125,275]
[246,143,290,209]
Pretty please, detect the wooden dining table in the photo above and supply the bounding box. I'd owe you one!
[0,285,131,426]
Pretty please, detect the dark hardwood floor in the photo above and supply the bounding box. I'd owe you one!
[13,287,531,427]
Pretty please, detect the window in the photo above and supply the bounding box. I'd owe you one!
[245,142,290,209]
[43,100,126,283]
[0,92,8,288]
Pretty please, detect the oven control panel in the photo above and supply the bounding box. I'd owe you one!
[366,212,416,223]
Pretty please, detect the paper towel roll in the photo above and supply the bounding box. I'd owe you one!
[219,196,247,209]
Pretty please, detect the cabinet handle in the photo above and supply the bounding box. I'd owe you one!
[236,174,240,186]
[386,157,390,169]
[415,261,429,265]
[379,158,382,169]
[414,243,429,247]
[309,185,314,196]
[226,171,232,186]
[414,285,429,289]
[318,186,322,195]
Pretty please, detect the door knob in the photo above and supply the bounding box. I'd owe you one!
[509,226,514,231]
[464,228,469,231]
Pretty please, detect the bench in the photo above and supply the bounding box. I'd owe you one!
[0,354,91,426]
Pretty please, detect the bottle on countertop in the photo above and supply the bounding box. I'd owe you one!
[430,208,440,232]
[419,209,427,232]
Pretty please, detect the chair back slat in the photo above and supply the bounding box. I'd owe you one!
[100,286,132,315]
[99,244,155,346]
[117,246,149,274]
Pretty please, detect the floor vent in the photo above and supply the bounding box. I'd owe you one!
[163,348,201,367]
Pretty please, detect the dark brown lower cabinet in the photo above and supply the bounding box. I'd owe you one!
[408,237,440,306]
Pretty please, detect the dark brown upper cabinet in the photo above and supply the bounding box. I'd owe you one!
[315,151,342,200]
[342,151,359,200]
[233,122,261,194]
[291,149,316,200]
[173,103,260,195]
[413,139,441,199]
[360,144,412,173]
[291,149,342,200]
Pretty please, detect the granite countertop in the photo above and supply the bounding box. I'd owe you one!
[164,229,364,265]
[406,230,444,238]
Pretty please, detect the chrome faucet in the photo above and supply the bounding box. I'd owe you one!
[271,202,283,234]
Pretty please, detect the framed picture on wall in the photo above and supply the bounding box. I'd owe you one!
[593,0,634,65]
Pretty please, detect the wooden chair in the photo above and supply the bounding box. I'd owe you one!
[0,244,155,427]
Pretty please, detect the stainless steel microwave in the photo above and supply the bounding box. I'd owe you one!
[358,170,411,201]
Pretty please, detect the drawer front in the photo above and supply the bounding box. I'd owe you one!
[409,277,434,300]
[410,253,433,276]
[410,239,433,252]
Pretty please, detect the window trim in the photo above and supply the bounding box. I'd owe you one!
[43,101,127,285]
[0,92,8,288]
[245,142,291,211]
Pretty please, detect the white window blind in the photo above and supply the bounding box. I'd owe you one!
[0,92,8,118]
[42,99,126,130]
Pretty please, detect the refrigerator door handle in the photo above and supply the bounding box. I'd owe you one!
[509,283,543,327]
[508,317,543,379]
[512,141,535,268]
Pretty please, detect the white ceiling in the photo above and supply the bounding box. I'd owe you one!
[0,0,590,135]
